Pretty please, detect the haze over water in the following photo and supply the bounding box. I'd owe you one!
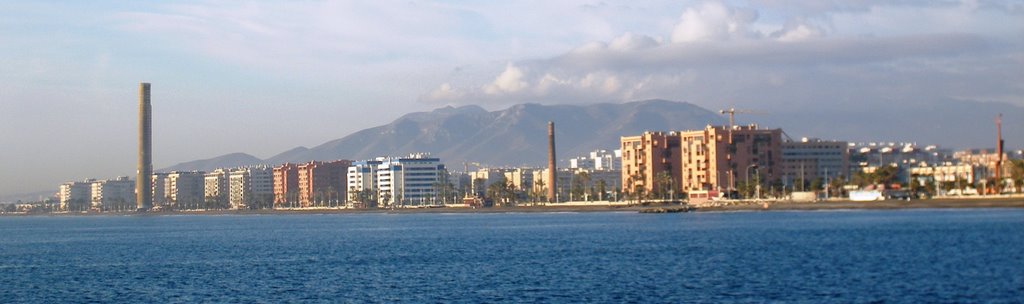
[2,209,1022,302]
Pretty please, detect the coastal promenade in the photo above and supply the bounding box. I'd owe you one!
[5,196,1024,216]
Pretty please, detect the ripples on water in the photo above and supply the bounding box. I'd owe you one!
[1,209,1022,303]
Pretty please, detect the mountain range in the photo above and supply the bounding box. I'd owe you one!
[162,98,1023,173]
[162,99,726,171]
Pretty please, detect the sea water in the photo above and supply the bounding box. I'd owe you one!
[1,209,1022,303]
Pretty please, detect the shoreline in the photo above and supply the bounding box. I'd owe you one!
[3,197,1023,217]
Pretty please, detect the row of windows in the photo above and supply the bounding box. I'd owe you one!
[783,152,844,156]
[405,177,438,182]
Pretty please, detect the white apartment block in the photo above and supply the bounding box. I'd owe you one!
[90,176,134,211]
[166,171,205,208]
[468,168,536,194]
[152,173,169,207]
[229,166,273,209]
[570,149,621,171]
[347,159,382,202]
[204,169,230,206]
[59,179,94,211]
[374,154,446,206]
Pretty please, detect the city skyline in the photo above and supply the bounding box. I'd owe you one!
[1,1,1022,197]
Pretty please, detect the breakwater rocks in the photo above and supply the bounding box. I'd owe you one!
[639,206,695,213]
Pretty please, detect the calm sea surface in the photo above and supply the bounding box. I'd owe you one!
[1,209,1022,303]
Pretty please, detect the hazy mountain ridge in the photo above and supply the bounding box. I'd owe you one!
[161,152,263,172]
[161,98,1023,173]
[163,99,725,171]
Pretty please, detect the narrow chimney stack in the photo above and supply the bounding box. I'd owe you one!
[136,83,153,211]
[548,121,557,203]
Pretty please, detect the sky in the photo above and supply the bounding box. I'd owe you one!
[1,0,1022,198]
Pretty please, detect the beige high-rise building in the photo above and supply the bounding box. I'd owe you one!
[620,131,680,195]
[621,125,783,196]
[678,125,782,192]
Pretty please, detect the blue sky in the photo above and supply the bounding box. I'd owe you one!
[1,0,1022,197]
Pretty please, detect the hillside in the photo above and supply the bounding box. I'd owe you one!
[163,99,725,171]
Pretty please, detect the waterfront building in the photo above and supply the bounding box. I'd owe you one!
[621,124,783,197]
[347,159,382,206]
[90,176,134,211]
[204,169,230,208]
[273,163,299,208]
[532,168,574,202]
[468,168,518,196]
[580,169,622,200]
[539,168,623,201]
[468,168,497,196]
[228,166,273,209]
[374,154,446,206]
[166,171,205,209]
[151,173,169,208]
[298,160,351,207]
[59,179,94,211]
[909,163,988,185]
[620,131,680,195]
[678,125,782,193]
[782,138,850,190]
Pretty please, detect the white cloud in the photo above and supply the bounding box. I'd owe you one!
[427,83,464,101]
[670,2,761,43]
[423,0,1022,109]
[484,63,529,94]
[609,32,661,51]
[772,23,825,42]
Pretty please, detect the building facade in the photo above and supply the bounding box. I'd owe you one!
[374,155,446,206]
[166,171,205,209]
[59,179,94,211]
[621,125,783,197]
[782,138,850,190]
[620,131,681,195]
[151,173,169,208]
[273,163,299,208]
[204,169,230,208]
[570,149,621,171]
[228,166,273,209]
[347,160,382,206]
[90,176,134,211]
[678,125,782,193]
[297,160,351,207]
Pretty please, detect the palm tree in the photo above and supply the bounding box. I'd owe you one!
[654,171,672,200]
[1010,159,1024,193]
[595,179,607,201]
[532,179,547,204]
